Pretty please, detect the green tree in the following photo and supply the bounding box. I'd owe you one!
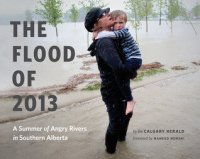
[69,4,79,26]
[125,0,144,41]
[191,3,200,18]
[25,10,33,21]
[79,0,105,12]
[79,0,106,47]
[35,0,63,37]
[156,0,166,25]
[142,0,155,32]
[166,0,197,34]
[166,0,181,33]
[179,4,197,35]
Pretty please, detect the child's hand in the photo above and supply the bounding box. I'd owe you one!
[125,100,136,115]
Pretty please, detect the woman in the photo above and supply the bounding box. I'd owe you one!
[84,7,135,154]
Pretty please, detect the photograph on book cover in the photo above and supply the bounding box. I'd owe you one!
[0,0,200,158]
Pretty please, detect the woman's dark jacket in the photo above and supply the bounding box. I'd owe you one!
[88,38,136,104]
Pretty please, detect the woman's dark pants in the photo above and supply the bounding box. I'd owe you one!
[105,100,132,153]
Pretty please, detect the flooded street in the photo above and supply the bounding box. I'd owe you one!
[0,68,200,159]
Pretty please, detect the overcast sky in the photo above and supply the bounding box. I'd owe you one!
[0,0,200,15]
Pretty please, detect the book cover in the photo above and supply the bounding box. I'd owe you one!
[0,0,200,158]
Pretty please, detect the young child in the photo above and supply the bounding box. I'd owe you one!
[94,10,142,115]
[95,10,142,75]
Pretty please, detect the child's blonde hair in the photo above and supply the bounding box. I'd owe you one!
[110,10,127,23]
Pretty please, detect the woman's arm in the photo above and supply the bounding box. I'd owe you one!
[97,38,134,78]
[97,38,134,101]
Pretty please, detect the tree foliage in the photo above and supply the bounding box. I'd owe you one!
[69,4,79,25]
[79,0,105,12]
[142,0,155,32]
[125,0,144,41]
[166,0,181,32]
[155,0,167,25]
[165,0,197,34]
[166,0,180,21]
[179,3,198,35]
[191,3,200,18]
[35,0,63,37]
